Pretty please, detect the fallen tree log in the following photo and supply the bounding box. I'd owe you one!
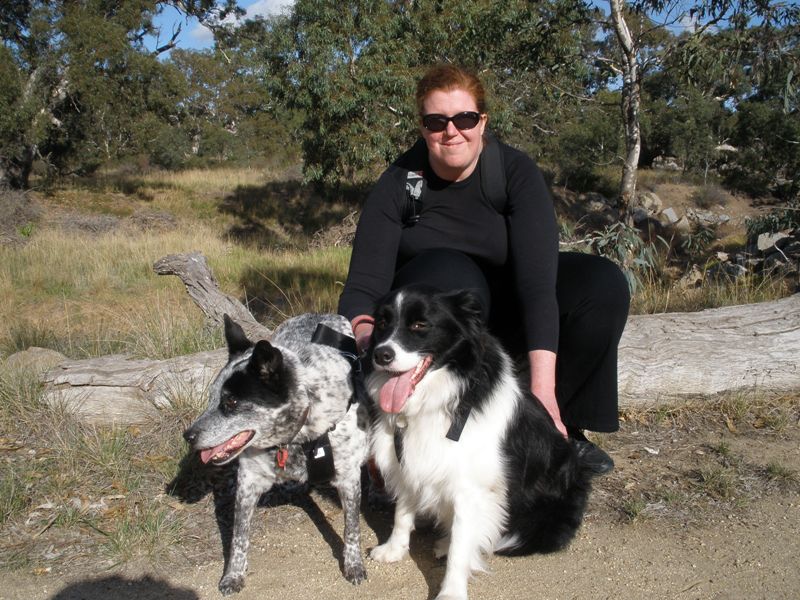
[29,252,800,424]
[618,293,799,406]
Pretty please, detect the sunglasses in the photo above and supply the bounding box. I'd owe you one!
[421,111,482,132]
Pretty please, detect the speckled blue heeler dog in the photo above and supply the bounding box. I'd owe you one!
[183,313,369,595]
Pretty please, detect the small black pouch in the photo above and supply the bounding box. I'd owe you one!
[303,433,336,485]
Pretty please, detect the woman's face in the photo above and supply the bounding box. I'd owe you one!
[420,88,487,182]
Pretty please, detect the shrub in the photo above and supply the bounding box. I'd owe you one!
[745,200,800,238]
[691,184,729,209]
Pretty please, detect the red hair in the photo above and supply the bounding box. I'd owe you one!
[415,64,487,116]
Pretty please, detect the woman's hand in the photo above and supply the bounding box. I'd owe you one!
[351,315,375,354]
[529,349,568,438]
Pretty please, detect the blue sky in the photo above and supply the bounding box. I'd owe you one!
[146,0,295,52]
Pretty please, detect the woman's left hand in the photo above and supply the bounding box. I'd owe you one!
[534,388,568,439]
[529,349,568,438]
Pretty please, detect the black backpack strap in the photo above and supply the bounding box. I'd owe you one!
[398,137,428,227]
[479,133,507,214]
[398,133,507,226]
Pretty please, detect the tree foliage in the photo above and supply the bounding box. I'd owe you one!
[256,0,594,184]
[0,0,797,204]
[0,0,238,187]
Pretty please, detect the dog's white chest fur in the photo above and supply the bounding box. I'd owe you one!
[372,366,518,528]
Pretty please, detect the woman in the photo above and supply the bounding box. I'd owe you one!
[338,64,629,474]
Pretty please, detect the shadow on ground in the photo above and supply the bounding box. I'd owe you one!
[218,180,368,248]
[49,575,199,600]
[166,450,374,588]
[165,449,449,598]
[237,264,346,323]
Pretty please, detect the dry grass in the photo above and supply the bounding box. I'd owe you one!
[0,223,350,359]
[599,390,800,525]
[629,271,793,315]
[0,363,197,569]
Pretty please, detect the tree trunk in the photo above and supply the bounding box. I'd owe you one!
[152,252,272,342]
[32,253,800,425]
[0,149,34,190]
[609,0,641,221]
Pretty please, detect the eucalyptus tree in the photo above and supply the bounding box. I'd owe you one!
[596,0,798,215]
[255,0,594,186]
[0,0,239,188]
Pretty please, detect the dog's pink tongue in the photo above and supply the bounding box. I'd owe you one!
[379,371,415,414]
[199,444,224,464]
[198,431,251,464]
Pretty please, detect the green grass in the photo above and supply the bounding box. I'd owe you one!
[765,461,798,485]
[621,495,648,522]
[693,465,737,500]
[99,504,186,565]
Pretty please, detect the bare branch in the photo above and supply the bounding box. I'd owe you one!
[152,22,183,56]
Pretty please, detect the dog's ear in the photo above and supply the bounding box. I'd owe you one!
[248,340,284,385]
[224,315,252,357]
[441,290,485,334]
[443,290,484,319]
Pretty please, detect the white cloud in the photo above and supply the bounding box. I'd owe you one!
[244,0,295,19]
[677,13,698,34]
[188,23,215,45]
[182,1,295,50]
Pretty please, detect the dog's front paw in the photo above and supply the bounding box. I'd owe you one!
[218,573,246,595]
[370,541,408,563]
[344,560,368,584]
[435,594,468,600]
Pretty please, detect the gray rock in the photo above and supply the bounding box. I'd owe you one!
[636,191,663,214]
[757,231,792,253]
[661,207,680,224]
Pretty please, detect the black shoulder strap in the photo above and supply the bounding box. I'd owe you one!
[400,133,507,227]
[479,133,507,213]
[398,137,427,226]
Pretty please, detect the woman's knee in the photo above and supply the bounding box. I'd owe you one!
[557,252,630,319]
[392,249,492,319]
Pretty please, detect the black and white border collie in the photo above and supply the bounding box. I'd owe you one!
[365,287,593,600]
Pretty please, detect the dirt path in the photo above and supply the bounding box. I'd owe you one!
[3,408,799,600]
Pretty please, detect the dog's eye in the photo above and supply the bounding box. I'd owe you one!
[221,393,237,412]
[410,321,429,331]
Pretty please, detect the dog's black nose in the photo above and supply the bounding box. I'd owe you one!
[373,346,395,367]
[183,428,197,444]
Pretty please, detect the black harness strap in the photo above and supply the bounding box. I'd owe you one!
[270,323,363,484]
[393,400,472,465]
[311,322,359,364]
[445,403,473,442]
[311,322,365,409]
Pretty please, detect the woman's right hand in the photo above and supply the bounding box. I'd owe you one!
[351,315,375,354]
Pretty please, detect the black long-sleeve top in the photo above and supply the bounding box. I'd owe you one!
[337,139,560,353]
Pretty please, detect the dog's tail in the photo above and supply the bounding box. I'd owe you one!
[495,400,594,556]
[494,466,591,555]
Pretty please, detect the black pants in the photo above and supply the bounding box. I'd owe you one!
[392,249,630,433]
